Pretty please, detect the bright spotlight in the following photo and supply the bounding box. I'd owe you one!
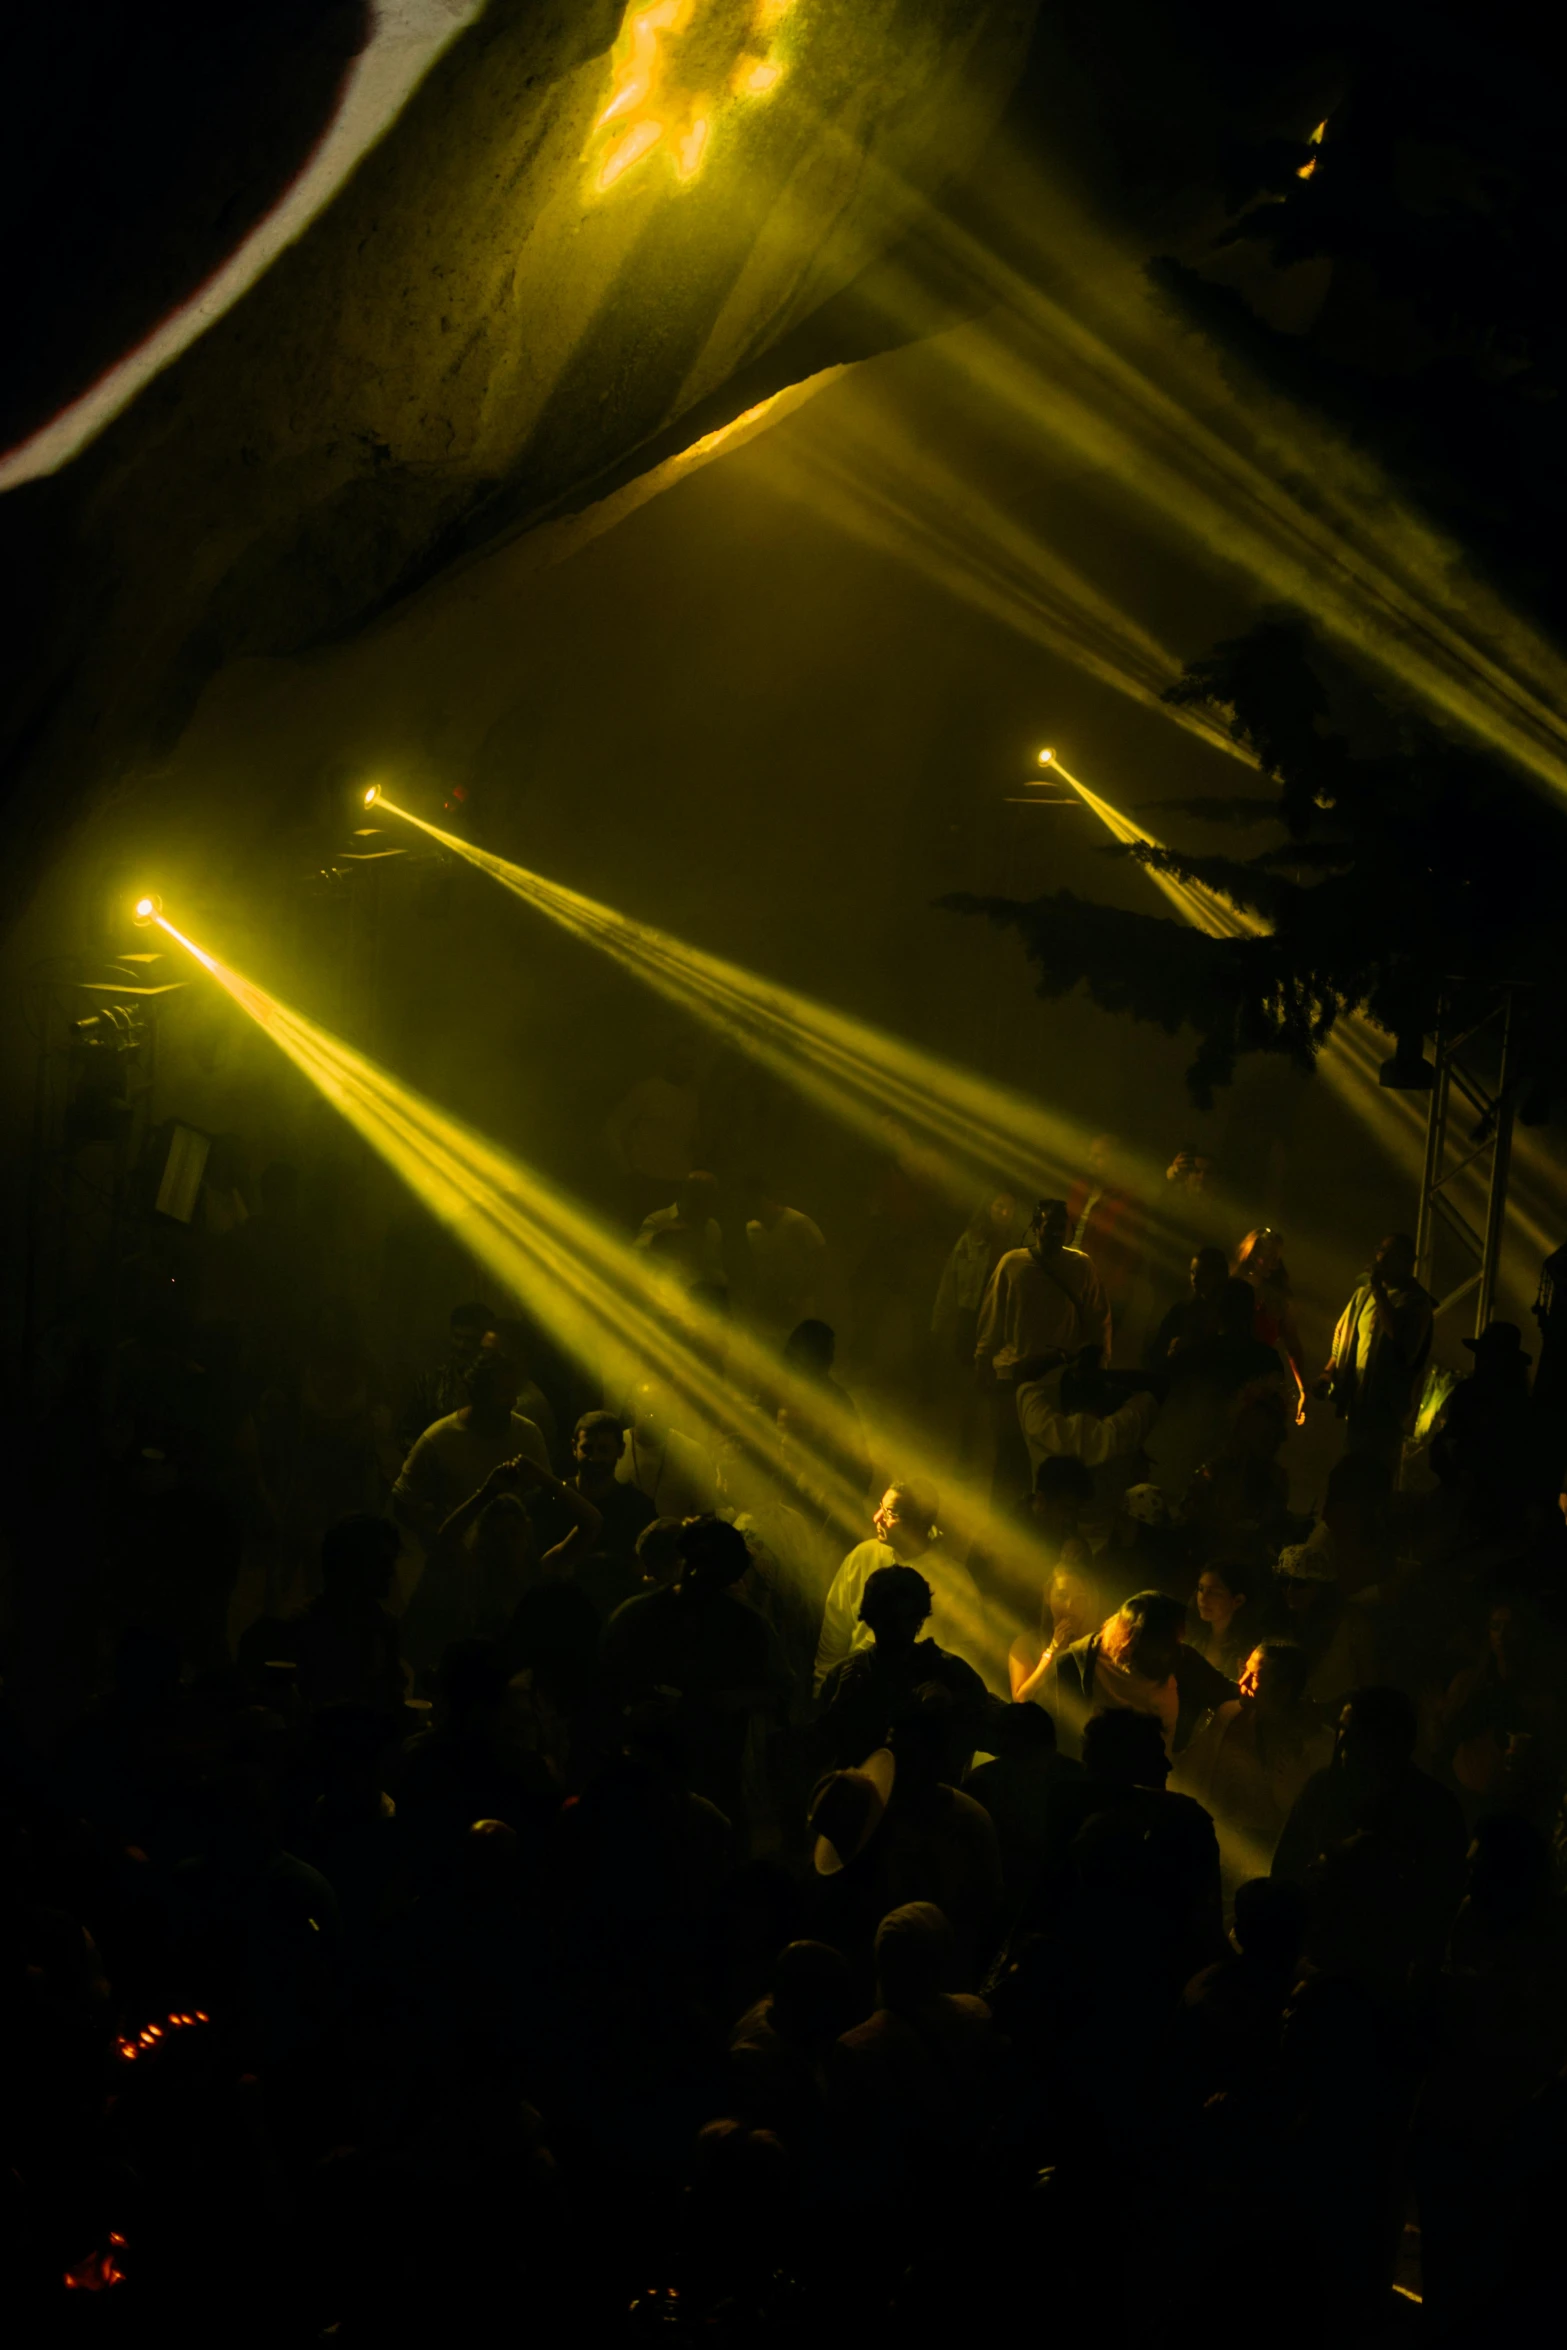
[1037,747,1055,765]
[361,784,380,808]
[132,894,160,924]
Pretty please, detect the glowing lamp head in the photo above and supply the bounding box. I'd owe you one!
[1037,748,1055,766]
[362,784,380,808]
[132,893,160,924]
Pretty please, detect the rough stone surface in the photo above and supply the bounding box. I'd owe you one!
[0,0,1035,907]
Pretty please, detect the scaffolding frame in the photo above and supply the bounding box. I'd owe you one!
[1412,989,1520,1336]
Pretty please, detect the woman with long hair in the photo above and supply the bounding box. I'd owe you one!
[1235,1226,1308,1425]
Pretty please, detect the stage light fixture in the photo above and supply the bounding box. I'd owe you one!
[132,894,160,924]
[361,785,381,808]
[1037,748,1055,765]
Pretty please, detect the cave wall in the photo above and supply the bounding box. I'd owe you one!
[0,0,1036,904]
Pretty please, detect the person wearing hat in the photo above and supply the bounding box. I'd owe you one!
[1431,1320,1547,1517]
[1316,1233,1435,1469]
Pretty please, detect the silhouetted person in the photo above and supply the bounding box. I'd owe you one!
[1146,1244,1230,1366]
[1180,1873,1309,2101]
[817,1565,991,1776]
[397,1300,496,1451]
[290,1513,404,1714]
[975,1197,1112,1504]
[1272,1684,1466,1960]
[602,1515,790,1826]
[391,1350,549,1544]
[1039,1707,1224,1990]
[530,1410,655,1620]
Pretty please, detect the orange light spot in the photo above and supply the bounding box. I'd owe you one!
[596,0,689,129]
[734,59,780,94]
[675,114,711,179]
[598,119,664,191]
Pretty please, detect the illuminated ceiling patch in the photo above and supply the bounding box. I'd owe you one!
[591,0,795,196]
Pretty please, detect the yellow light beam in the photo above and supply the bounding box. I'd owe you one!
[156,903,1356,1890]
[375,796,1206,1288]
[152,911,1045,1685]
[765,120,1567,801]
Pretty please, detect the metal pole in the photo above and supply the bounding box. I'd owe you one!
[1475,990,1518,1335]
[1413,1014,1448,1295]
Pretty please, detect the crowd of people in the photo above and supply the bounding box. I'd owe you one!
[5,1117,1567,2343]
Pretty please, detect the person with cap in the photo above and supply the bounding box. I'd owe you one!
[1316,1232,1435,1469]
[1044,1589,1237,1759]
[974,1198,1113,1505]
[811,1481,983,1696]
[816,1565,994,1778]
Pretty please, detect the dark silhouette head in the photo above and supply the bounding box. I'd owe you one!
[1032,1453,1093,1529]
[784,1318,836,1376]
[768,1940,855,2045]
[1080,1707,1169,1787]
[572,1409,625,1478]
[858,1563,933,1654]
[462,1350,520,1418]
[320,1512,400,1607]
[874,1901,957,2007]
[1374,1231,1418,1285]
[635,1516,687,1586]
[1232,1876,1308,1970]
[1030,1197,1070,1253]
[1191,1245,1229,1298]
[676,1514,752,1595]
[1335,1685,1417,1778]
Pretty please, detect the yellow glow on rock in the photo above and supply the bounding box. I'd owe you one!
[590,0,794,197]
